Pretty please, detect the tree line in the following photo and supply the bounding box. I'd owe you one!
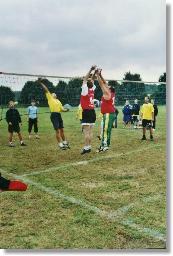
[0,72,166,106]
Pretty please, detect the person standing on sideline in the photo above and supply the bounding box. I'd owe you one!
[80,66,97,154]
[6,101,26,147]
[151,99,158,130]
[132,99,140,128]
[38,79,70,150]
[122,100,132,128]
[113,108,119,128]
[141,96,154,141]
[27,100,39,139]
[95,69,116,152]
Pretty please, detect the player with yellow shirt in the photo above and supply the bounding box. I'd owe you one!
[140,96,154,141]
[38,79,70,150]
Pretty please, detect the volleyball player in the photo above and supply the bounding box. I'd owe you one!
[95,69,116,152]
[0,173,27,192]
[38,79,70,150]
[80,66,97,154]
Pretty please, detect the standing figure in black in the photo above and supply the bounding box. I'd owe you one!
[151,99,158,130]
[132,99,140,128]
[6,101,26,147]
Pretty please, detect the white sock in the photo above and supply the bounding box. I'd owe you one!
[84,145,90,150]
[20,141,23,144]
[63,141,67,145]
[59,142,63,147]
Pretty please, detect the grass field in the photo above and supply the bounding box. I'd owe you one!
[0,106,166,249]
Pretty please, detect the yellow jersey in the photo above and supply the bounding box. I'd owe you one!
[46,92,63,113]
[141,103,154,120]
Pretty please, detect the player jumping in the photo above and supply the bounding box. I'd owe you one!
[38,79,70,150]
[80,66,97,154]
[95,69,116,152]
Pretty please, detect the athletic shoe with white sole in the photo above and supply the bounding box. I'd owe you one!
[8,143,15,147]
[63,143,70,149]
[81,148,91,155]
[96,146,109,153]
[21,142,27,146]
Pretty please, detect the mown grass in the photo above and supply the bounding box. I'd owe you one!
[0,106,166,249]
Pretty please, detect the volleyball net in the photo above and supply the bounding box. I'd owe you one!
[0,71,166,109]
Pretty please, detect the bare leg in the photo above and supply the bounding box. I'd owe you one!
[83,125,90,147]
[9,132,13,143]
[149,128,153,137]
[89,125,93,145]
[143,127,146,136]
[55,129,61,143]
[60,128,66,141]
[17,132,23,142]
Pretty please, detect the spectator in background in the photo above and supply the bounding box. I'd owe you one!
[151,99,158,130]
[132,99,140,128]
[140,96,154,141]
[27,100,39,139]
[122,100,132,128]
[113,108,119,128]
[6,101,26,147]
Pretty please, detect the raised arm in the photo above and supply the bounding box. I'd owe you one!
[98,69,106,84]
[95,70,111,100]
[83,65,96,83]
[38,78,49,93]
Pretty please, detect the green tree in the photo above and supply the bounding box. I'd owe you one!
[152,73,166,104]
[0,86,15,105]
[55,80,69,104]
[20,79,55,105]
[121,71,145,105]
[159,72,166,83]
[67,78,83,106]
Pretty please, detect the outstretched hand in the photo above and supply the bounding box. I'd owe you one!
[98,68,102,75]
[90,65,97,71]
[37,77,44,83]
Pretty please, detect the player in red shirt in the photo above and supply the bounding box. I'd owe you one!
[80,66,97,154]
[0,173,27,192]
[95,69,116,152]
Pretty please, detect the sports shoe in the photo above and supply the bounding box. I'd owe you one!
[81,148,91,155]
[59,145,67,150]
[21,142,27,146]
[141,136,147,141]
[150,135,154,141]
[96,146,109,153]
[9,143,15,147]
[63,142,70,149]
[35,135,40,139]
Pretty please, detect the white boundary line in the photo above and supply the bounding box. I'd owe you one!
[0,168,166,243]
[19,143,165,178]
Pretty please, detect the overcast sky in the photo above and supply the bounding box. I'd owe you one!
[0,0,166,89]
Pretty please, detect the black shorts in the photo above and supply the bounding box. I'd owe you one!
[50,112,64,130]
[133,115,139,122]
[8,124,20,133]
[82,109,96,125]
[142,119,152,128]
